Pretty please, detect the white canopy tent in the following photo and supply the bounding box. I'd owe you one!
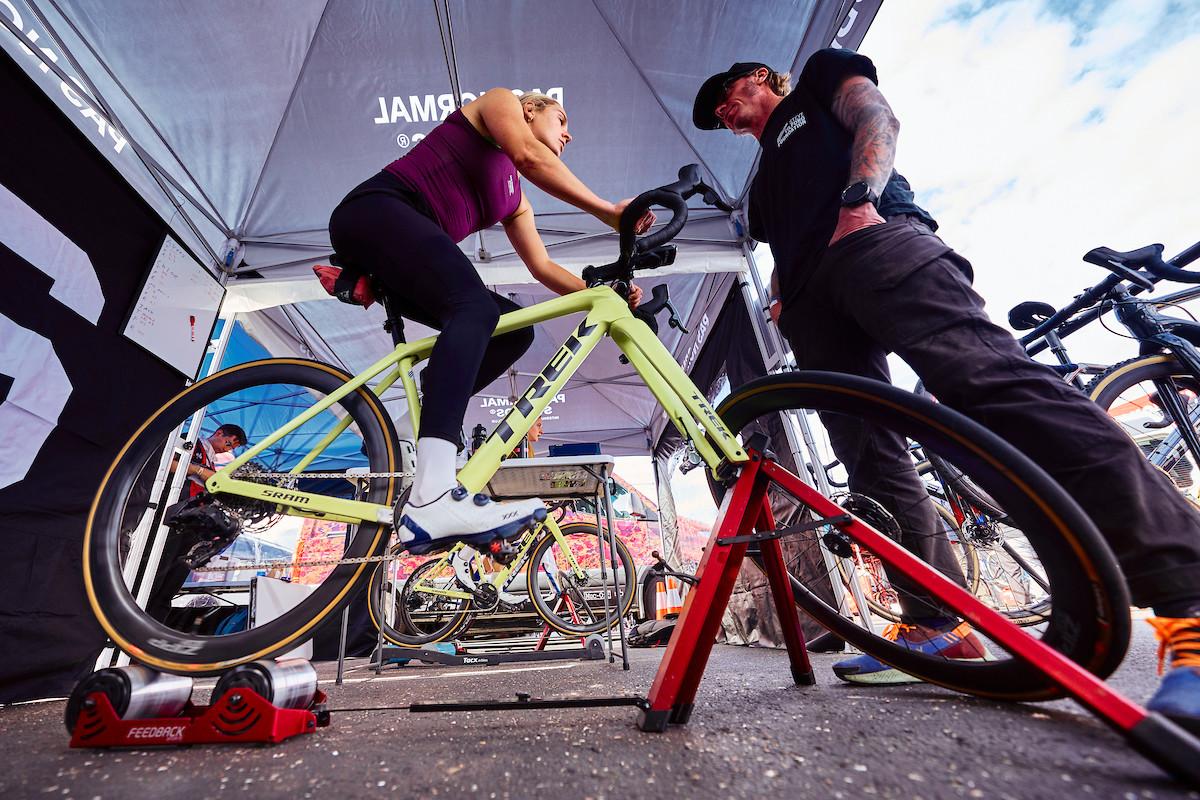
[0,0,880,456]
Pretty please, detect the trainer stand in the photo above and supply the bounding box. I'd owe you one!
[636,440,1200,787]
[369,454,633,673]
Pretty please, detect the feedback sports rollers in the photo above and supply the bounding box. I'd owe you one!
[65,660,327,748]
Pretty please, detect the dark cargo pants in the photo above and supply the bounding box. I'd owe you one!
[777,217,1200,616]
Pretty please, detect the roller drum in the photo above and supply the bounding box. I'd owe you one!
[210,659,317,710]
[65,665,193,732]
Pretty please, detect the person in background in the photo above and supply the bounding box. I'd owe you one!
[146,424,249,621]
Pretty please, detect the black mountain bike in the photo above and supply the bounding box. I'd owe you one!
[1009,239,1200,491]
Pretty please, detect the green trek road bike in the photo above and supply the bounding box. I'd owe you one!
[84,166,1129,705]
[366,515,636,647]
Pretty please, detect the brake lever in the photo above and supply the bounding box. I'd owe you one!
[693,181,734,214]
[664,300,689,334]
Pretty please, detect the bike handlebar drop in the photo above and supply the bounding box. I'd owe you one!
[583,163,727,288]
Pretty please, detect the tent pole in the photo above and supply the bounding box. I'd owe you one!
[651,454,679,564]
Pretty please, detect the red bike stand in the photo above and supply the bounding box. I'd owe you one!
[638,450,1200,787]
[69,688,329,748]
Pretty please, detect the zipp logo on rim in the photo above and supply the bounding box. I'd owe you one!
[148,637,203,655]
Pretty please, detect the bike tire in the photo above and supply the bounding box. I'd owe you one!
[367,547,473,647]
[84,358,398,674]
[709,371,1129,701]
[1086,353,1200,491]
[526,521,636,636]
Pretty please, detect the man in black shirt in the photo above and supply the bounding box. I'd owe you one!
[693,48,1200,730]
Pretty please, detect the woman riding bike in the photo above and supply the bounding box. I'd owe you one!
[328,89,652,554]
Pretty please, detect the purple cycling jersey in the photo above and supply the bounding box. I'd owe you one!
[384,109,522,242]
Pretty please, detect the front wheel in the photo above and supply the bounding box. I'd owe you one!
[84,358,398,674]
[710,371,1130,701]
[526,521,636,636]
[1087,354,1200,493]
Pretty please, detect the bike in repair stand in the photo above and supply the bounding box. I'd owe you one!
[84,165,1200,783]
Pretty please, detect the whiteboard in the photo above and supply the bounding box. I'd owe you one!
[123,236,225,377]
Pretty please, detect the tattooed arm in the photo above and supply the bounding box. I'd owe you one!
[831,75,899,197]
[826,75,898,244]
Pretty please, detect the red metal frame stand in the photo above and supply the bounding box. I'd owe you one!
[639,450,1200,787]
[69,688,328,748]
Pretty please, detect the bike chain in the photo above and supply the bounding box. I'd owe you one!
[246,470,415,480]
[190,469,415,572]
[189,549,408,573]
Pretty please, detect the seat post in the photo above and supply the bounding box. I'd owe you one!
[379,293,407,347]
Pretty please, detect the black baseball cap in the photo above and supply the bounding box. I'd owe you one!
[692,62,771,130]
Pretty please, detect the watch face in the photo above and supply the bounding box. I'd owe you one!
[842,181,870,205]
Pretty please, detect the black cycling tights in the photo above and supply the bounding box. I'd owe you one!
[328,175,533,444]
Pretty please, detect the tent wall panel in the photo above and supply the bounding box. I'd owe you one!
[0,48,189,702]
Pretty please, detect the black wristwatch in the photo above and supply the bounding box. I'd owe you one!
[840,180,880,208]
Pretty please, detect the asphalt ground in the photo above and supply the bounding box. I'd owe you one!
[2,622,1198,800]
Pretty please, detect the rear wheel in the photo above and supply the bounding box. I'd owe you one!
[84,358,398,675]
[711,372,1129,701]
[367,547,472,647]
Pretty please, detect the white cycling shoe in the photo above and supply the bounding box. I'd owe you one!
[396,485,547,556]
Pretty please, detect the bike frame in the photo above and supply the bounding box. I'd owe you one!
[206,286,747,524]
[400,514,598,605]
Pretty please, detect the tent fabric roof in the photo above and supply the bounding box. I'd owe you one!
[2,0,879,455]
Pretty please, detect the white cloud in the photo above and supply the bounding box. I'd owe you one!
[857,0,1200,385]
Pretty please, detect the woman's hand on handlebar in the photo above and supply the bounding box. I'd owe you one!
[612,198,656,234]
[627,282,643,309]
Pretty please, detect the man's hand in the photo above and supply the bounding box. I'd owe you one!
[768,299,782,324]
[829,203,885,246]
[612,198,656,234]
[627,282,643,309]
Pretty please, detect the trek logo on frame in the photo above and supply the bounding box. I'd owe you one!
[489,318,598,447]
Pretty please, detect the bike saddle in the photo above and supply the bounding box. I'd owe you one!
[1082,244,1162,289]
[1007,300,1057,331]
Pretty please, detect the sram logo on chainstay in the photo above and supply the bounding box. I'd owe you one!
[488,319,598,448]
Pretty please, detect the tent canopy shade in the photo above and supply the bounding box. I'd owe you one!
[1,0,881,454]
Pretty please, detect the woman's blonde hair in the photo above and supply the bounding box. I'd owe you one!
[519,92,561,114]
[766,70,792,97]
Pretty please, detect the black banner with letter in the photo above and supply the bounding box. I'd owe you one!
[0,49,191,701]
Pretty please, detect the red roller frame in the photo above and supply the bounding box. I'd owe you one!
[638,450,1200,786]
[69,688,327,748]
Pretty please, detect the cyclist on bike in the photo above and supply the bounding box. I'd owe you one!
[328,90,652,554]
[693,49,1200,730]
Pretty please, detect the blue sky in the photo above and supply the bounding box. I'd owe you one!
[646,0,1200,527]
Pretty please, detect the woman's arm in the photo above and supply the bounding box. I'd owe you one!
[502,196,642,306]
[502,197,586,295]
[471,89,621,227]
